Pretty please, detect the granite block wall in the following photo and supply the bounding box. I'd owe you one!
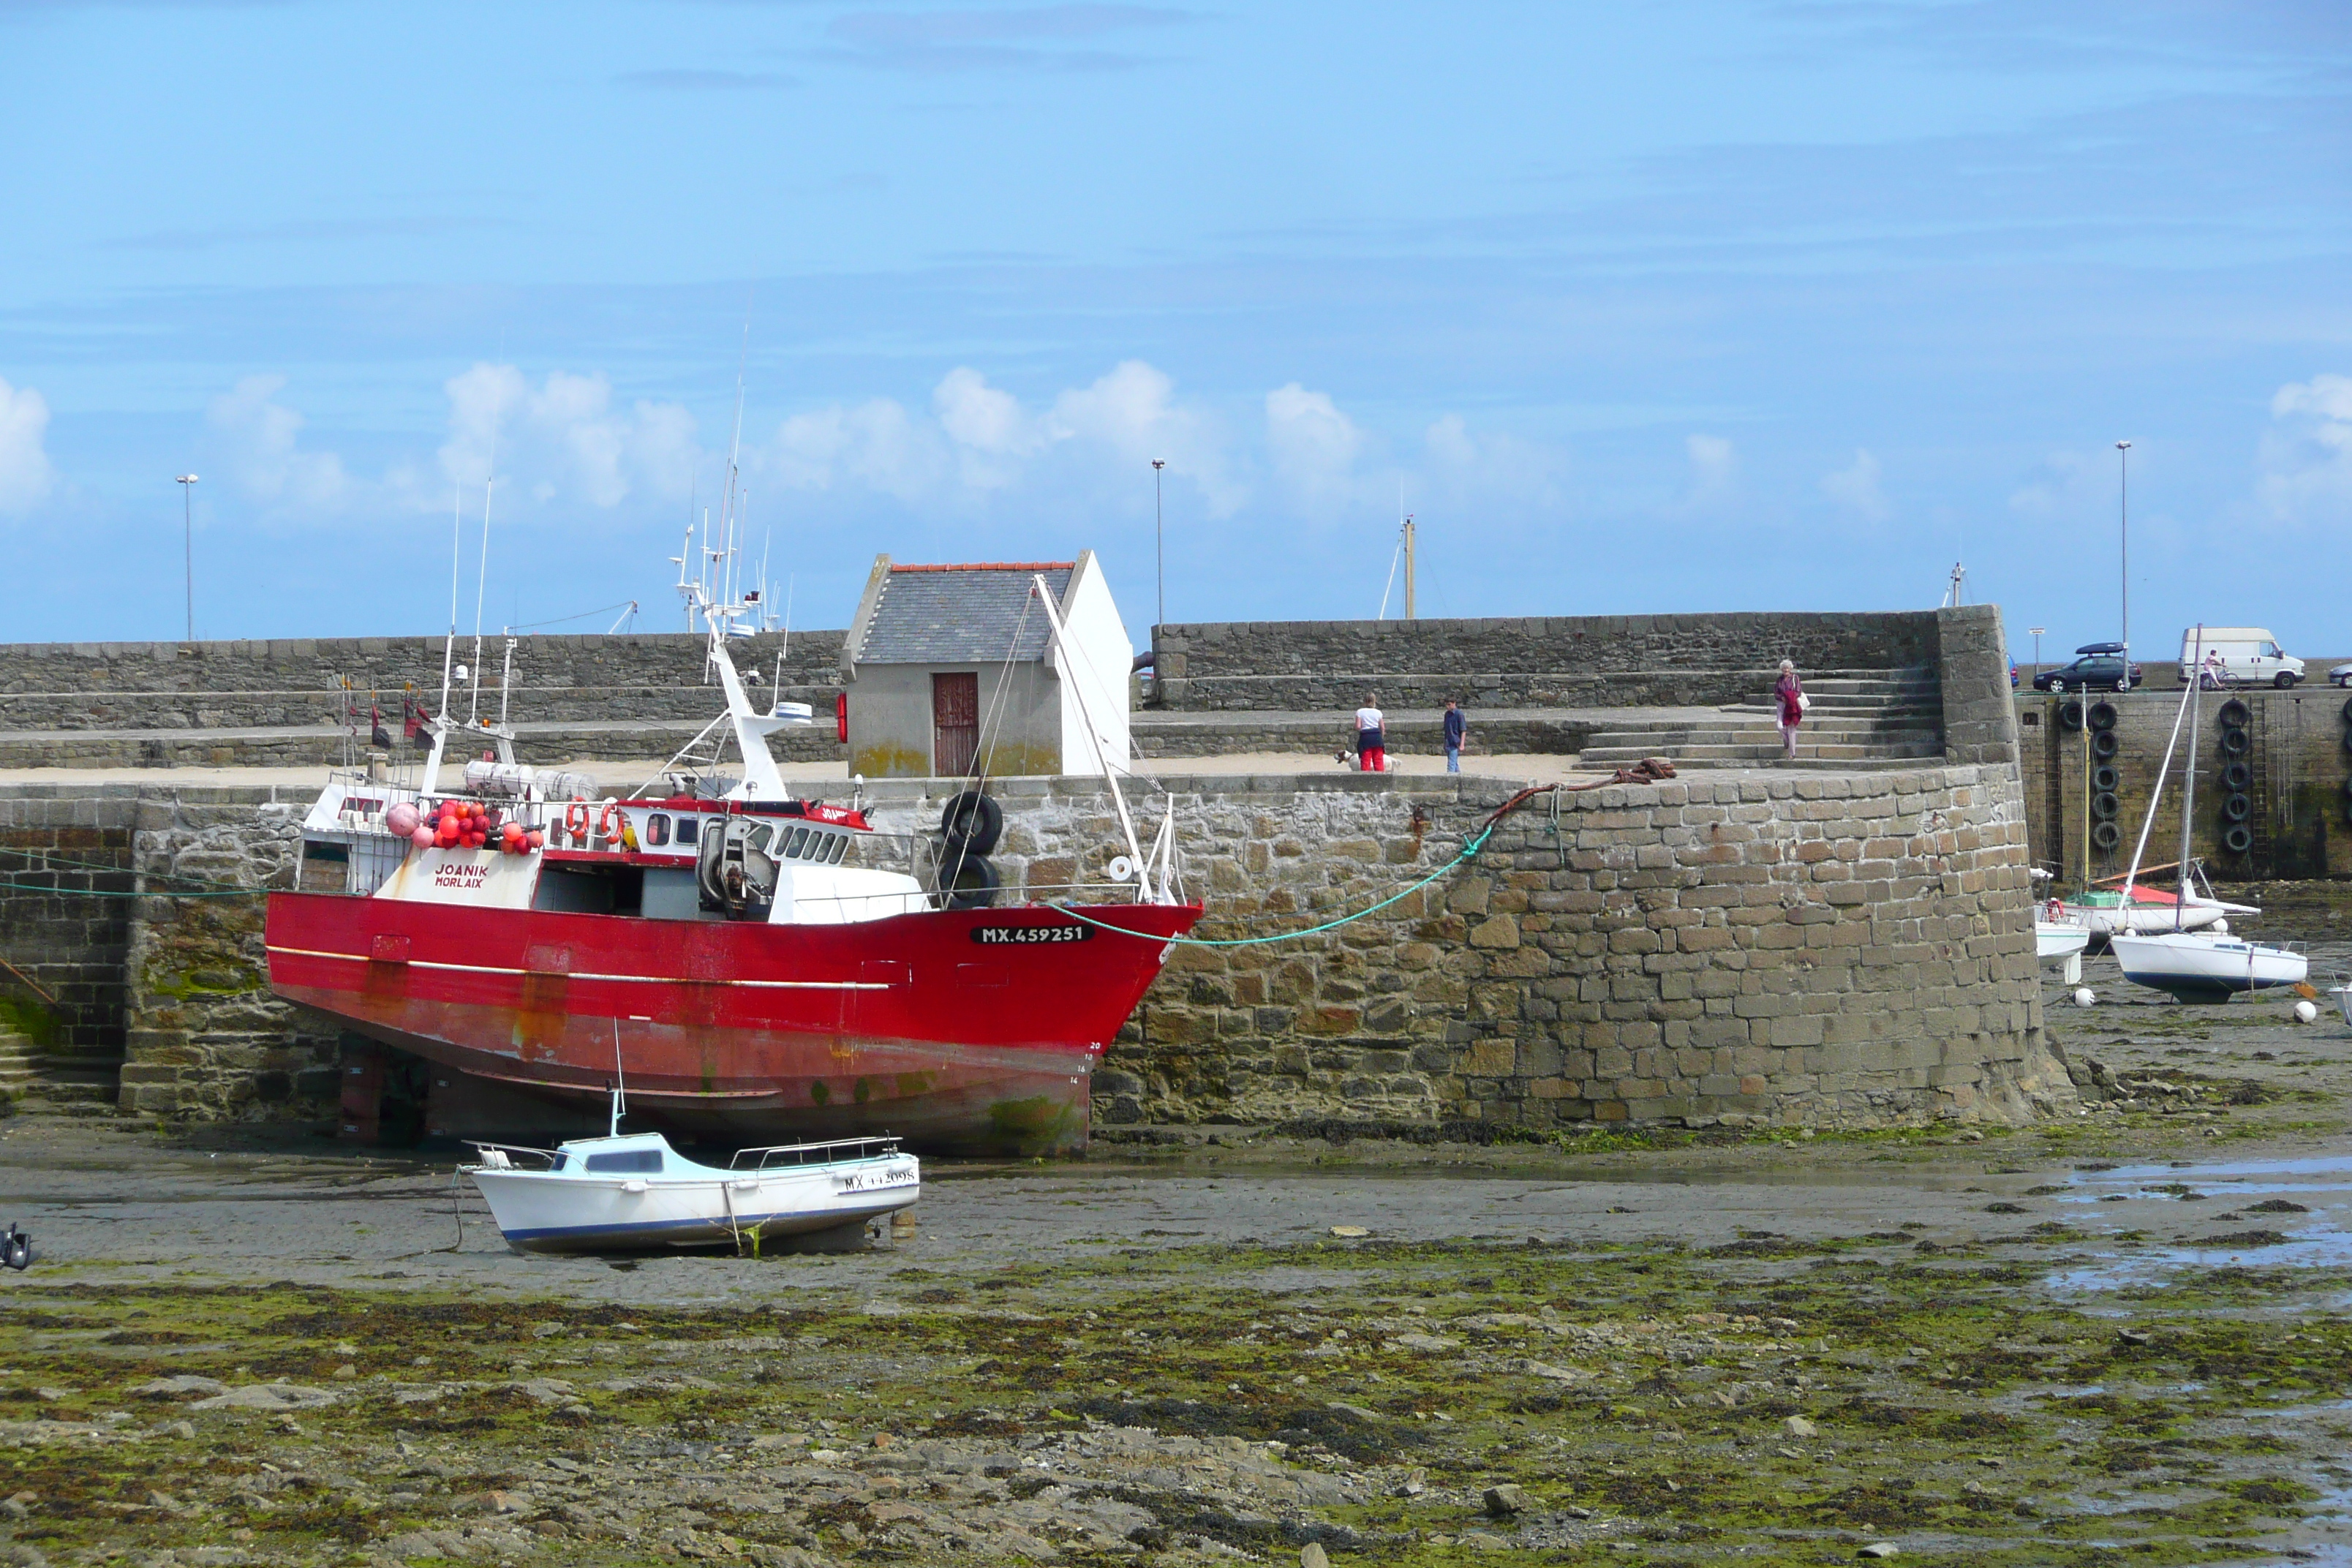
[0,765,2069,1134]
[1149,611,1944,712]
[0,630,848,731]
[0,794,137,1060]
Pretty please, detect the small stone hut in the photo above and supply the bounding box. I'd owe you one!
[838,553,1133,780]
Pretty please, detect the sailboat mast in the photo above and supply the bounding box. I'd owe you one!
[2175,627,2204,932]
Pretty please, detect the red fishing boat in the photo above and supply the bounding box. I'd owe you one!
[265,562,1198,1154]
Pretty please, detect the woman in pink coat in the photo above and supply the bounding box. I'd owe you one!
[1774,659,1804,759]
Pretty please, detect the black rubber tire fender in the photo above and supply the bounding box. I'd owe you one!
[2059,699,2085,732]
[2092,729,2120,760]
[2340,694,2352,724]
[2092,764,2120,793]
[2222,761,2251,792]
[2087,700,2118,732]
[939,790,1004,856]
[2090,821,2122,851]
[943,852,1001,911]
[2222,823,2253,855]
[2220,793,2251,824]
[2217,698,2251,728]
[2090,791,2119,822]
[2218,728,2250,758]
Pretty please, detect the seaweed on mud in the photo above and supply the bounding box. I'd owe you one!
[1062,1394,1414,1461]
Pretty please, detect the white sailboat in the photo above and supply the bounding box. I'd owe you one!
[2108,627,2307,1002]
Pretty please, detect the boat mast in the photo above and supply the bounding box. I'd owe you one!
[2175,627,2204,932]
[2121,673,2195,906]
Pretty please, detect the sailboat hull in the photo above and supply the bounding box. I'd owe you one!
[2109,932,2308,1000]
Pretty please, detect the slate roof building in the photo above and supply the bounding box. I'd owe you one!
[837,553,1134,780]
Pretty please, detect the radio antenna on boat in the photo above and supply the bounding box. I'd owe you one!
[610,1017,627,1137]
[468,446,496,724]
[439,483,461,720]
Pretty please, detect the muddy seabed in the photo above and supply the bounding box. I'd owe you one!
[1,936,2351,1568]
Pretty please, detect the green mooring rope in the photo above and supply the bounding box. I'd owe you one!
[1050,824,1494,948]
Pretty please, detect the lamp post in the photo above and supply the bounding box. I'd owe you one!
[2029,625,2044,679]
[1150,459,1165,632]
[176,475,199,641]
[2115,441,2131,685]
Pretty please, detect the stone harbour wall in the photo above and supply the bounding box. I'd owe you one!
[1150,611,1944,712]
[0,762,2069,1134]
[859,763,2069,1131]
[0,630,849,731]
[0,796,138,1060]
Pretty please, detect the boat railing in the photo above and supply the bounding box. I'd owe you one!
[461,1140,563,1171]
[729,1135,902,1170]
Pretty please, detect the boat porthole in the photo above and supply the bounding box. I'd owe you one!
[2090,791,2119,822]
[2222,823,2253,855]
[2217,698,2251,728]
[2092,764,2119,793]
[2091,730,2119,760]
[2087,700,2117,732]
[2220,793,2250,823]
[2089,821,2122,851]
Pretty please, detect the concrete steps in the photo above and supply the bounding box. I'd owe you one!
[1580,667,1945,769]
[0,1028,120,1117]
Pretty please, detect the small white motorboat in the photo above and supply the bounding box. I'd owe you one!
[2109,931,2308,1003]
[2035,917,2091,968]
[464,1112,919,1255]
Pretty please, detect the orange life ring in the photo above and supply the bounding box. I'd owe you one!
[597,799,625,845]
[565,801,591,845]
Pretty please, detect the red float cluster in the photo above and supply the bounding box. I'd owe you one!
[412,800,544,855]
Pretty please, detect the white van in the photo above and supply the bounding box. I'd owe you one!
[2179,627,2305,688]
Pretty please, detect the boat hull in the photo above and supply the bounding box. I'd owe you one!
[2035,922,2091,966]
[2109,932,2308,1000]
[265,891,1200,1155]
[469,1158,919,1255]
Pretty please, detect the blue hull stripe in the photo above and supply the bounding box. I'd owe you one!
[500,1205,905,1243]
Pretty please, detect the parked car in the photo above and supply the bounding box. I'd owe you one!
[2179,627,2304,688]
[2330,661,2352,689]
[2032,642,2143,692]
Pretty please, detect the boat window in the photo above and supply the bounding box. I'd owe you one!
[783,826,810,860]
[674,816,698,845]
[644,813,671,848]
[830,834,850,864]
[548,1153,568,1172]
[584,1148,663,1174]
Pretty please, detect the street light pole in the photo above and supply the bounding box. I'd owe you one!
[2115,442,2132,677]
[2029,626,2044,679]
[176,475,199,641]
[1150,459,1165,632]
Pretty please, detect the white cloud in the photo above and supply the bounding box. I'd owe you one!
[1678,433,1737,513]
[0,376,56,516]
[435,363,700,512]
[2257,372,2352,524]
[763,358,1243,514]
[1264,382,1365,510]
[208,375,352,513]
[766,398,946,503]
[2008,448,2103,519]
[1820,448,1891,522]
[1421,414,1564,510]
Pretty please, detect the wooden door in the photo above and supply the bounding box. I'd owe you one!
[932,671,979,778]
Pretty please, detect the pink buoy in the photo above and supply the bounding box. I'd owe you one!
[385,802,420,837]
[410,825,434,848]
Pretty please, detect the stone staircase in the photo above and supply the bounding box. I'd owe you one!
[0,1025,120,1117]
[1576,668,1944,769]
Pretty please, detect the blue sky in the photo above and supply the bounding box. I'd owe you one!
[1,1,2348,661]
